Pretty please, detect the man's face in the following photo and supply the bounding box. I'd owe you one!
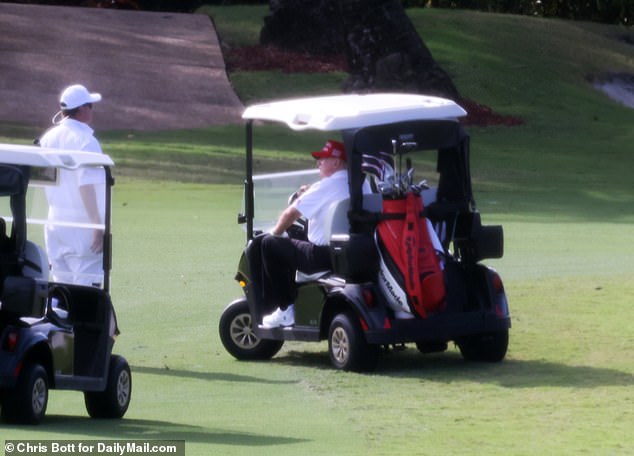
[75,103,94,124]
[317,157,342,178]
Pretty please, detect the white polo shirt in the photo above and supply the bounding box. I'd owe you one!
[39,118,105,222]
[293,170,348,245]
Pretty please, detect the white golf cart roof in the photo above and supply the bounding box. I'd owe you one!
[242,93,467,131]
[0,142,114,168]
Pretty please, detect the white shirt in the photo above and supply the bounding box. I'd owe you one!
[39,118,105,222]
[294,170,371,246]
[293,170,348,245]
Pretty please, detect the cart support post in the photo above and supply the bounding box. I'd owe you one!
[245,121,254,241]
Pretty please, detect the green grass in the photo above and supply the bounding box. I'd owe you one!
[4,180,632,455]
[2,6,634,456]
[197,5,265,47]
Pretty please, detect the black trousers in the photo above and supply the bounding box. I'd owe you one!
[249,234,331,312]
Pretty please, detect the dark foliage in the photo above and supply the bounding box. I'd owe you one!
[0,0,205,12]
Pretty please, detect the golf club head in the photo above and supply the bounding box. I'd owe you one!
[380,160,395,182]
[362,161,383,179]
[410,179,430,195]
[379,150,395,168]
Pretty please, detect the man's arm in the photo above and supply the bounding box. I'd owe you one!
[79,184,104,253]
[270,206,302,236]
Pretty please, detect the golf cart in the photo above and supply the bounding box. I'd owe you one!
[0,144,131,423]
[219,93,510,372]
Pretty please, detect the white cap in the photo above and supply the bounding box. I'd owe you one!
[59,84,102,110]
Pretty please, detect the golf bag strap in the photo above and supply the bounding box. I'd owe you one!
[403,192,426,317]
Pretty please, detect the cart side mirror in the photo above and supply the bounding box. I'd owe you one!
[474,225,504,261]
[454,212,504,262]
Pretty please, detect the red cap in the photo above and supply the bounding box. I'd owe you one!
[311,139,346,161]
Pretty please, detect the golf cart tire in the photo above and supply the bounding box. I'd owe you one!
[84,355,132,419]
[328,312,380,372]
[219,298,284,360]
[1,363,48,424]
[456,330,509,362]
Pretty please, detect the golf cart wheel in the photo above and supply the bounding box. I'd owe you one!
[219,298,284,360]
[456,330,509,362]
[84,355,132,419]
[328,312,379,372]
[1,363,48,424]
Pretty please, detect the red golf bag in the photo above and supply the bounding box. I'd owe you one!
[375,192,446,318]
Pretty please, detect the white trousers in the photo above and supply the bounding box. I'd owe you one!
[45,224,103,286]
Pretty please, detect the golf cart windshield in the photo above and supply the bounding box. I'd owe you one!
[0,144,113,290]
[242,169,320,234]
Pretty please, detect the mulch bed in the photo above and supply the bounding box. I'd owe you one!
[226,45,347,74]
[227,45,523,127]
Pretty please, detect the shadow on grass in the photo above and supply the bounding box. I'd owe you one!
[4,416,307,446]
[131,365,297,385]
[276,349,634,388]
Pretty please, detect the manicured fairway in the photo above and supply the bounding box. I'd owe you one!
[4,178,632,455]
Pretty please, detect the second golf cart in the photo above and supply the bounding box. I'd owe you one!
[0,144,131,423]
[219,93,510,371]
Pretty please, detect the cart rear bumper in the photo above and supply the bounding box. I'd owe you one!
[364,312,511,345]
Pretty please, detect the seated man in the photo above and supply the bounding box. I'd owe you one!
[255,139,360,328]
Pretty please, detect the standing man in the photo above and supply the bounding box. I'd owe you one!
[39,84,105,286]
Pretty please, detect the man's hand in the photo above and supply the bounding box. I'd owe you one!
[91,229,104,253]
[288,184,311,205]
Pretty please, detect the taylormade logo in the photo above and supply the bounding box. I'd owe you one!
[378,260,408,312]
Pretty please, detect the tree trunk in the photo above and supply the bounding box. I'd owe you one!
[260,0,344,55]
[337,0,460,99]
[260,0,460,100]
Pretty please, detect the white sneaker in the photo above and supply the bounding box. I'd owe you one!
[261,305,295,328]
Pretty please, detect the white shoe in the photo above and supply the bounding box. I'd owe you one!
[261,305,295,328]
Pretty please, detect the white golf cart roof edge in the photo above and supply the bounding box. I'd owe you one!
[0,143,114,168]
[242,93,467,131]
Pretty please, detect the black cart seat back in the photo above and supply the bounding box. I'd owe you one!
[0,164,29,255]
[22,241,49,280]
[323,193,381,282]
[0,165,30,295]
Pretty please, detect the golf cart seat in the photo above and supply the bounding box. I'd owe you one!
[295,194,383,284]
[0,218,8,249]
[22,241,49,280]
[325,193,383,240]
[325,187,439,239]
[326,187,438,240]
